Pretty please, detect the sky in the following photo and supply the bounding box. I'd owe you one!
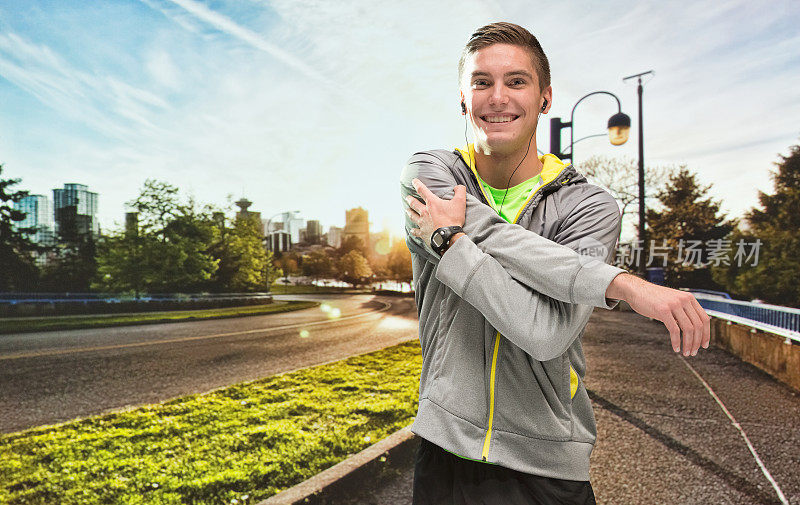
[1,0,799,241]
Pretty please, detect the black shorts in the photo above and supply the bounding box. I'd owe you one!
[412,437,596,505]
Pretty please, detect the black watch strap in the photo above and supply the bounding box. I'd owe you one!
[431,226,463,256]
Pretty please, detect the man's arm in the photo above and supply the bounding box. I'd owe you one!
[401,151,623,308]
[429,190,621,361]
[402,152,711,357]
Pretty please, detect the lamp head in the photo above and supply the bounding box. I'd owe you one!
[607,112,631,146]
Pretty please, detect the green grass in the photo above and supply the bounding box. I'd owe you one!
[0,341,422,504]
[0,301,319,335]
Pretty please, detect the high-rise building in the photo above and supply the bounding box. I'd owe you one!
[264,211,303,244]
[288,215,305,245]
[344,207,369,251]
[13,194,55,246]
[53,183,99,239]
[267,231,291,254]
[327,226,343,248]
[306,220,322,244]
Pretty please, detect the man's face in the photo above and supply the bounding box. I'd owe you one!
[460,43,551,154]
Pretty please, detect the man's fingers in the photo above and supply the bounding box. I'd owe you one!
[663,314,681,353]
[412,178,437,202]
[682,304,703,356]
[692,297,711,349]
[405,195,421,213]
[672,307,694,356]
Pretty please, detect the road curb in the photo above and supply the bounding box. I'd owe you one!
[257,425,417,505]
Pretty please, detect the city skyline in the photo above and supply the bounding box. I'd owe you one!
[15,181,398,251]
[1,1,799,240]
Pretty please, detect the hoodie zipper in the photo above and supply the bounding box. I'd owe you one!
[458,147,572,462]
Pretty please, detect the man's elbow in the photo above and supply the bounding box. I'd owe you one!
[520,317,585,361]
[518,327,570,361]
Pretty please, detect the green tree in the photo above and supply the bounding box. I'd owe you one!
[41,236,98,292]
[220,215,277,292]
[94,180,219,294]
[337,249,372,287]
[338,235,367,257]
[386,239,412,284]
[713,142,800,306]
[302,249,334,286]
[276,253,299,284]
[0,165,38,291]
[646,167,734,288]
[93,230,145,295]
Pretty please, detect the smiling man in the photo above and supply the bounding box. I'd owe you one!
[401,22,710,505]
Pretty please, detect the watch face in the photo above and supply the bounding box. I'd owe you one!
[432,233,444,248]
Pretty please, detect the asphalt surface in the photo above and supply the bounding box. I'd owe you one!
[0,294,418,433]
[4,299,799,503]
[330,309,800,505]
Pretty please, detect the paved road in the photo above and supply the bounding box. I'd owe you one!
[0,294,418,433]
[334,309,800,505]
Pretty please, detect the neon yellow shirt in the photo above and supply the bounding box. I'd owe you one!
[475,171,542,223]
[456,144,568,223]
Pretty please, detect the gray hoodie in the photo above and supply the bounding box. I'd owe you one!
[400,148,625,481]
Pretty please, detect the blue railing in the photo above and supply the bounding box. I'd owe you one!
[692,293,800,342]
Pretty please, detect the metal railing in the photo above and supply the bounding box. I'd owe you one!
[692,293,800,343]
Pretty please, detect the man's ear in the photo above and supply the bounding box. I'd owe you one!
[541,85,553,114]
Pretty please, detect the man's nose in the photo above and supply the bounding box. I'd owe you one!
[488,84,509,106]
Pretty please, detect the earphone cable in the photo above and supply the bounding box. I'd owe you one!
[463,109,542,218]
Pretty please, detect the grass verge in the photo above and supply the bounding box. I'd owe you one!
[0,301,319,335]
[0,341,422,504]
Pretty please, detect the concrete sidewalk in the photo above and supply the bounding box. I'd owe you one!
[259,309,800,505]
[258,426,417,505]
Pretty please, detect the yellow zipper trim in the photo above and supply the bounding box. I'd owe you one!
[481,330,501,460]
[456,144,574,462]
[570,365,579,399]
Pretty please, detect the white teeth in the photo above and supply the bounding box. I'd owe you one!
[484,115,516,123]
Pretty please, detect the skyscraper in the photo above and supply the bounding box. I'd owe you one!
[344,207,369,251]
[13,194,55,245]
[306,220,322,244]
[326,226,343,248]
[53,183,99,239]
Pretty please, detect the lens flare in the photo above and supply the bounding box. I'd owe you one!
[299,330,310,338]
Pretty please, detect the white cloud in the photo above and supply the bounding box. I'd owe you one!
[145,50,182,90]
[2,0,799,240]
[0,32,169,142]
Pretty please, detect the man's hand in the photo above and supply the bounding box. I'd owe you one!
[607,273,711,357]
[405,178,467,245]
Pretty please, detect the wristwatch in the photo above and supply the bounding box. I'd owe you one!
[431,226,463,256]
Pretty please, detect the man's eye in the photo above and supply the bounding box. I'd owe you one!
[509,78,526,86]
[472,80,489,88]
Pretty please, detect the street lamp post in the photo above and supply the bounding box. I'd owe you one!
[549,91,631,164]
[623,70,654,278]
